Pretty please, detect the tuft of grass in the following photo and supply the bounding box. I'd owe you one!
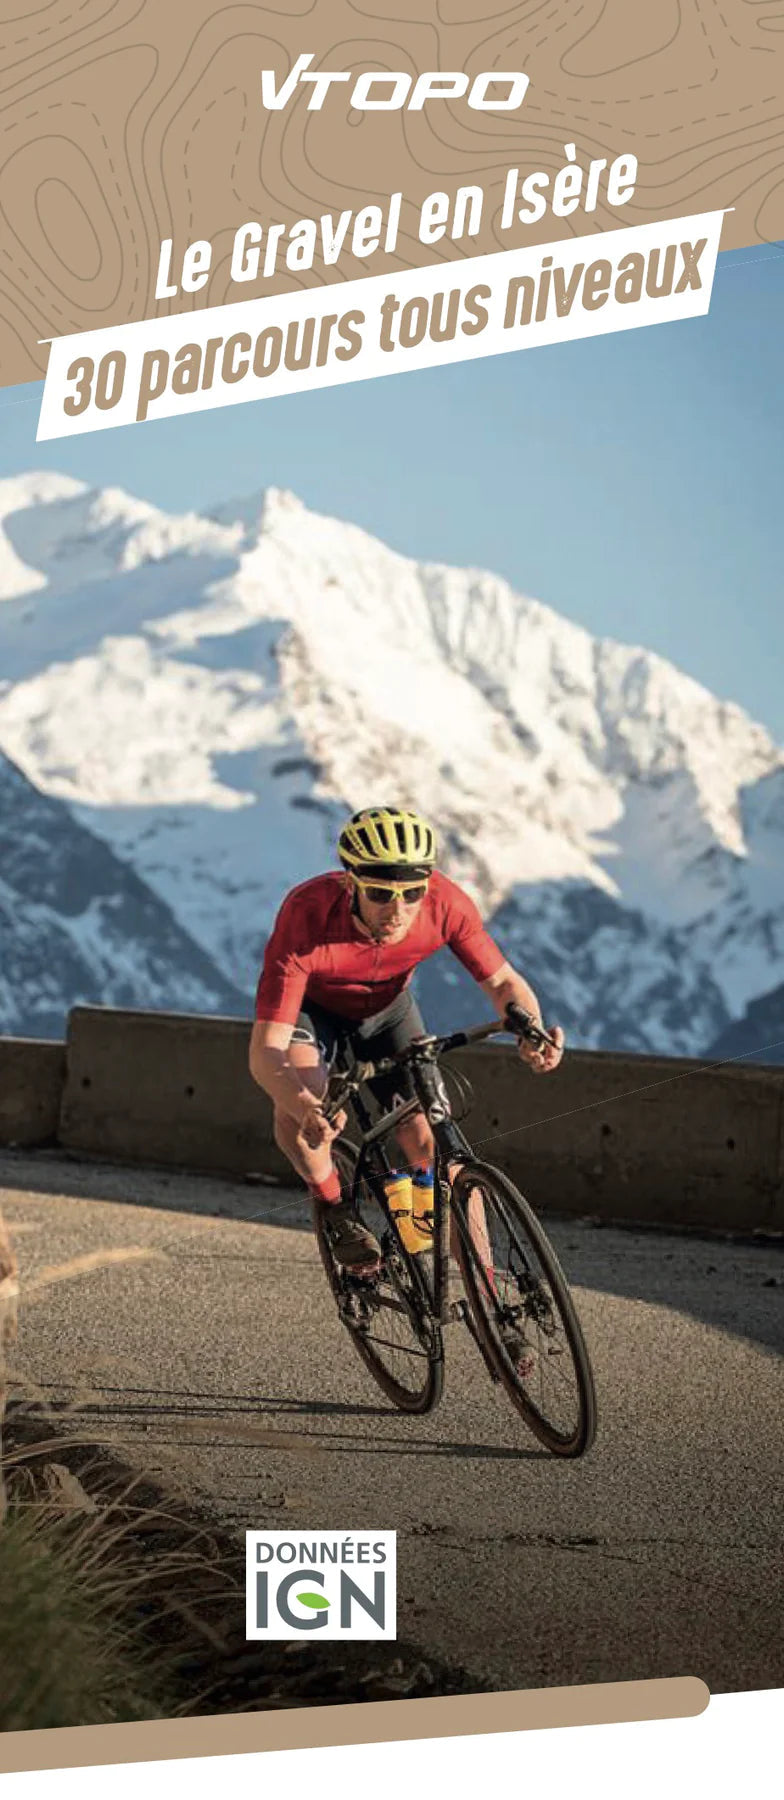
[1,1406,490,1723]
[0,1491,182,1730]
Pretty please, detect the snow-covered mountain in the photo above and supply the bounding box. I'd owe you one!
[0,469,782,1054]
[0,749,246,1037]
[707,984,784,1066]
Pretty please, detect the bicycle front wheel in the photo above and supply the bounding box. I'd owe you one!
[452,1160,596,1457]
[314,1142,444,1416]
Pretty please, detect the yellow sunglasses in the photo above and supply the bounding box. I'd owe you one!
[352,874,430,905]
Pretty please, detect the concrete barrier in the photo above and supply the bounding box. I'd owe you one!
[58,1007,291,1180]
[449,1044,784,1235]
[0,1038,66,1147]
[5,1006,784,1234]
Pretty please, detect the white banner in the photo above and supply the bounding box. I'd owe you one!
[1,1691,781,1799]
[36,210,725,441]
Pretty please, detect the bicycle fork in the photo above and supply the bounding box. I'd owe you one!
[430,1128,503,1384]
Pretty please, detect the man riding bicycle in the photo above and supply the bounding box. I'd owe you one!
[249,805,564,1269]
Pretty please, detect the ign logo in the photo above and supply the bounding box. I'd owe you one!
[246,1531,397,1641]
[261,54,529,113]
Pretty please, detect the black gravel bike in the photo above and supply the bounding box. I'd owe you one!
[313,1005,596,1458]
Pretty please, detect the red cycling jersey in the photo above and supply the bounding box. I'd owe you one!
[255,870,505,1026]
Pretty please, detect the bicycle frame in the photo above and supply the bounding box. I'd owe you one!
[342,1042,483,1328]
[324,1007,559,1320]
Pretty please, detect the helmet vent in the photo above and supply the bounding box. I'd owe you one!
[337,805,437,874]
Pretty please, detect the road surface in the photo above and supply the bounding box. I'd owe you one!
[1,1147,782,1695]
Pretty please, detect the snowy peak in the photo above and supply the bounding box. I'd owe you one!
[0,473,782,1054]
[0,748,246,1038]
[0,472,87,599]
[207,484,306,544]
[1,477,245,598]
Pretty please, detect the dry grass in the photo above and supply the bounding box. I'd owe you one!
[0,1194,233,1729]
[0,1406,488,1724]
[0,1415,243,1730]
[0,1491,178,1728]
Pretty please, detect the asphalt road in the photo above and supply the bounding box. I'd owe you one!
[1,1147,782,1696]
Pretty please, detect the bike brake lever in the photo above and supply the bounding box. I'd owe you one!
[322,1073,353,1124]
[504,1004,558,1053]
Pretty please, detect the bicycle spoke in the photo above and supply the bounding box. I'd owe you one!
[496,1234,582,1437]
[317,1149,443,1414]
[453,1163,595,1455]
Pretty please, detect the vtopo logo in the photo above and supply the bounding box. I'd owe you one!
[261,55,529,113]
[246,1531,396,1640]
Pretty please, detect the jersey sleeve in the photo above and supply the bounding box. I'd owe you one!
[254,893,311,1025]
[445,885,506,983]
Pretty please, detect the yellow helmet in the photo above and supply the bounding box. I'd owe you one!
[338,806,437,878]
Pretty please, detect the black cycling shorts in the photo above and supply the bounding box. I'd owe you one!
[292,988,427,1111]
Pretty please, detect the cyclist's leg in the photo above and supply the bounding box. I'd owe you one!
[276,1005,381,1269]
[351,994,496,1280]
[271,1014,333,1188]
[354,992,490,1240]
[352,994,487,1255]
[457,1177,494,1279]
[353,990,434,1166]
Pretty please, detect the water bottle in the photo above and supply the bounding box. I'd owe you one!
[412,1165,435,1243]
[384,1170,430,1256]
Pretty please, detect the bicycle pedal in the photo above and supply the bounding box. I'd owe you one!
[350,1261,382,1282]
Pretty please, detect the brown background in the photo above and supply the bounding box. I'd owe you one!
[0,0,774,1765]
[0,1678,709,1774]
[0,0,782,387]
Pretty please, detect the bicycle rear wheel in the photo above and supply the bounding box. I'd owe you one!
[313,1142,444,1415]
[452,1159,596,1457]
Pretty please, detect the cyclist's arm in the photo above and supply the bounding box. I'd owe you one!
[250,892,328,1126]
[443,885,561,1065]
[249,1019,328,1127]
[442,881,551,1030]
[480,960,544,1025]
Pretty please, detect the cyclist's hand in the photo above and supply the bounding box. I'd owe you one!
[519,1024,564,1074]
[298,1101,347,1149]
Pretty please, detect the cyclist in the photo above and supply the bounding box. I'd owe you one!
[249,806,564,1270]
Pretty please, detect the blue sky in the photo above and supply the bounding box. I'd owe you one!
[1,243,783,735]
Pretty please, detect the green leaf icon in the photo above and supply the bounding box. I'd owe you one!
[298,1591,330,1610]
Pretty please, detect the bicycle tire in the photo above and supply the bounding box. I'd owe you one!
[313,1141,444,1416]
[452,1159,596,1457]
